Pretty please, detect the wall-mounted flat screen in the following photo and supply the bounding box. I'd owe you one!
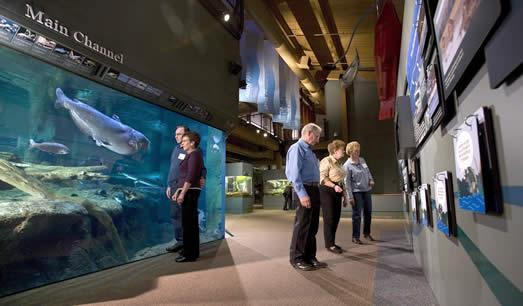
[433,0,501,99]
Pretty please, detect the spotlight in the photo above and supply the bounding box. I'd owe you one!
[256,129,260,134]
[223,13,230,22]
[263,132,268,137]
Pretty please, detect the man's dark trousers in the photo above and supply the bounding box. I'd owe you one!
[289,185,320,264]
[170,200,183,242]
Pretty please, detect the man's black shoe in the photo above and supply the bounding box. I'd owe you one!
[292,261,316,271]
[309,258,327,268]
[166,242,184,253]
[175,255,196,262]
[327,246,343,254]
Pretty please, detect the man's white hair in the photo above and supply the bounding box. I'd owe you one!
[301,123,322,136]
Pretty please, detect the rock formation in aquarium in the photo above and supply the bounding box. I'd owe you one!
[0,157,128,263]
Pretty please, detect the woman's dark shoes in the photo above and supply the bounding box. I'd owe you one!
[309,258,328,268]
[292,261,315,271]
[327,246,343,254]
[175,255,196,262]
[364,234,375,241]
[166,242,184,253]
[352,238,363,244]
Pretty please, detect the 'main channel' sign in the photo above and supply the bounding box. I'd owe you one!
[24,3,124,64]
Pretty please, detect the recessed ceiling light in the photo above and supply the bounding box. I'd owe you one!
[223,13,230,22]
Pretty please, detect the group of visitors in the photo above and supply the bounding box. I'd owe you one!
[286,123,375,271]
[163,122,374,270]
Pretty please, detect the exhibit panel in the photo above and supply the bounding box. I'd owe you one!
[397,1,523,305]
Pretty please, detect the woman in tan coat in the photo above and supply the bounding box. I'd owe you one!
[319,140,346,254]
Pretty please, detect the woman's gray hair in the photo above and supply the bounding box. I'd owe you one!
[301,123,322,136]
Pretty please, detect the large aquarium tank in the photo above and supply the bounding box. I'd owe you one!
[0,43,226,296]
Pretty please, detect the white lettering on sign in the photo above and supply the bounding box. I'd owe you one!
[25,4,124,64]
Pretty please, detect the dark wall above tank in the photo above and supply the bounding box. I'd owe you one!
[0,0,240,132]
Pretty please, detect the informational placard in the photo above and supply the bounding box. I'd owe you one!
[419,184,433,227]
[433,171,457,237]
[453,115,485,213]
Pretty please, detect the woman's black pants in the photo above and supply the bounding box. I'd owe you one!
[181,189,201,259]
[319,185,342,248]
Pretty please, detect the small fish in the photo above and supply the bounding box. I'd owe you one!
[29,139,70,155]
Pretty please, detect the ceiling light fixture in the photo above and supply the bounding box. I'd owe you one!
[223,13,231,22]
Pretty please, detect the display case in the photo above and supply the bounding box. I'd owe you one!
[225,175,253,197]
[264,179,291,195]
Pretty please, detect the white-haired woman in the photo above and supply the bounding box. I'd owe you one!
[343,141,375,244]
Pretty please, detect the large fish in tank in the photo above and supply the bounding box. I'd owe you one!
[54,88,150,155]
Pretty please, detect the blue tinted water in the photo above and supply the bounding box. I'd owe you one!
[0,44,225,296]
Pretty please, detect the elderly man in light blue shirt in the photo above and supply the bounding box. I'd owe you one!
[286,123,327,271]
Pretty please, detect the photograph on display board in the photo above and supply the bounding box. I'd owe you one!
[425,53,442,121]
[410,191,418,223]
[406,0,424,115]
[419,184,433,227]
[417,1,429,57]
[433,171,457,236]
[453,115,486,213]
[408,158,421,189]
[413,60,428,124]
[433,0,502,99]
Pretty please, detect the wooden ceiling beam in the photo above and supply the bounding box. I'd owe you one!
[286,0,333,67]
[318,0,348,70]
[265,0,305,57]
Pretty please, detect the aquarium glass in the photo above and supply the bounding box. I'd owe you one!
[0,44,226,296]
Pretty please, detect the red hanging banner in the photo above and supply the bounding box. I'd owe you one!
[375,1,402,120]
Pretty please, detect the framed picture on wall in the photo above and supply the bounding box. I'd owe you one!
[419,184,433,227]
[433,0,502,99]
[453,113,486,213]
[433,171,457,237]
[425,52,443,129]
[408,157,422,189]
